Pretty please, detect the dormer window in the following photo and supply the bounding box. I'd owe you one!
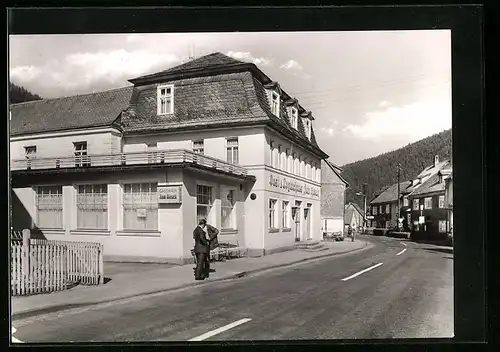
[304,119,312,140]
[157,84,174,115]
[290,107,298,129]
[271,91,280,116]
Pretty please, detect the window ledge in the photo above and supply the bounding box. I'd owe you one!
[117,230,161,237]
[220,229,238,235]
[282,228,292,232]
[33,228,65,235]
[269,228,279,233]
[70,229,111,236]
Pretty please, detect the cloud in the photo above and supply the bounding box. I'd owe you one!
[10,65,42,81]
[279,59,311,79]
[226,51,274,66]
[343,99,451,142]
[319,120,339,136]
[379,100,391,108]
[10,49,182,96]
[280,60,303,71]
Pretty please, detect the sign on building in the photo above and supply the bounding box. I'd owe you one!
[158,185,182,204]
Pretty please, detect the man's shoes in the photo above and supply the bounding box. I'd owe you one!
[209,269,216,273]
[195,277,205,281]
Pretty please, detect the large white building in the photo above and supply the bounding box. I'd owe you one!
[10,52,330,264]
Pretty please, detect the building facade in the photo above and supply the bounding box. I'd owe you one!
[344,202,364,230]
[369,181,411,229]
[320,159,349,235]
[10,52,329,263]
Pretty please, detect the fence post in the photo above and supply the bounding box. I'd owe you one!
[98,245,104,285]
[22,229,31,294]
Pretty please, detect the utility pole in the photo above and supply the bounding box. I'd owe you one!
[363,183,367,232]
[397,163,401,229]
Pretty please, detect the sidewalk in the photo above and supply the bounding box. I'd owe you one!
[12,238,372,319]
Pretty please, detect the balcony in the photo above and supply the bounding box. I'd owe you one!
[11,149,250,178]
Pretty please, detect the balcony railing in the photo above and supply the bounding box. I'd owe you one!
[11,149,249,176]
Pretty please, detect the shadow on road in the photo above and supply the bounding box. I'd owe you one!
[422,247,453,255]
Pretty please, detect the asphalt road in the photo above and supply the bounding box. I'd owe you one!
[12,236,454,342]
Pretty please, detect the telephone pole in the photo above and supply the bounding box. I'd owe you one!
[397,163,401,229]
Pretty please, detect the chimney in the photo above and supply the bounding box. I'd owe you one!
[434,155,439,167]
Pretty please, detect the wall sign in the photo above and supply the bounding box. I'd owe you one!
[269,173,320,198]
[136,208,147,218]
[158,185,182,204]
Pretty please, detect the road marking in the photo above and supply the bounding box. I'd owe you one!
[397,248,407,256]
[341,263,383,281]
[188,318,252,341]
[402,242,407,247]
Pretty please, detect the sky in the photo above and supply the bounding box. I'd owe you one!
[9,30,452,165]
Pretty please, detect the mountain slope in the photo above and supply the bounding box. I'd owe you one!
[341,129,452,207]
[9,82,42,104]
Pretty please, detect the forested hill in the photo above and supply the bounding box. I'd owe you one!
[9,82,42,104]
[341,129,452,208]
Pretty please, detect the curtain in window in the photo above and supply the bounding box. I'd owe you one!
[196,185,213,223]
[77,184,108,229]
[221,190,235,229]
[123,183,158,230]
[37,186,63,229]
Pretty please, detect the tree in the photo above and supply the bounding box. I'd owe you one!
[9,82,42,104]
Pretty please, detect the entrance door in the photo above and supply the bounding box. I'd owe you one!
[304,207,311,240]
[292,207,301,242]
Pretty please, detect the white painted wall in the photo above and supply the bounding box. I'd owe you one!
[10,128,122,162]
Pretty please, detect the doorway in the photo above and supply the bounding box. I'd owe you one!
[305,204,312,240]
[292,203,301,242]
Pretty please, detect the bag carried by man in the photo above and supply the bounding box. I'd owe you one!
[207,224,219,250]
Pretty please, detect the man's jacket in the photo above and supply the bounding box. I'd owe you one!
[193,226,210,254]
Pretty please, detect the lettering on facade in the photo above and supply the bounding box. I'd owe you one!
[269,174,319,198]
[158,185,182,204]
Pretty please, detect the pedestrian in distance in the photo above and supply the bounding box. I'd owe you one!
[348,225,354,242]
[193,219,210,280]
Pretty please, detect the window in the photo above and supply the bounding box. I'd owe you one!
[304,119,312,139]
[269,199,277,229]
[221,189,236,230]
[424,197,432,209]
[193,140,204,155]
[282,200,290,228]
[281,149,287,171]
[306,162,310,179]
[373,206,378,215]
[157,84,174,115]
[74,141,89,167]
[123,183,158,230]
[413,199,419,211]
[316,168,321,182]
[403,196,409,207]
[286,150,292,173]
[196,185,213,223]
[36,186,63,229]
[311,164,316,181]
[386,204,390,214]
[77,184,108,229]
[271,91,280,116]
[300,158,305,177]
[24,146,37,158]
[293,153,299,174]
[438,195,445,208]
[290,107,298,129]
[277,145,282,170]
[439,220,447,233]
[226,138,239,164]
[379,205,382,214]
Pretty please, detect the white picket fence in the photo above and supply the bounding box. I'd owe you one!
[10,230,104,296]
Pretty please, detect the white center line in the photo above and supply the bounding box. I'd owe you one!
[397,248,407,256]
[188,318,252,341]
[11,327,23,343]
[341,263,383,281]
[402,242,407,247]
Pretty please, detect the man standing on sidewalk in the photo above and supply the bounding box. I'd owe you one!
[193,219,210,280]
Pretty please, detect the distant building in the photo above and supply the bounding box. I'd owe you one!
[344,202,364,230]
[369,181,411,229]
[10,52,328,263]
[320,160,349,235]
[407,158,452,240]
